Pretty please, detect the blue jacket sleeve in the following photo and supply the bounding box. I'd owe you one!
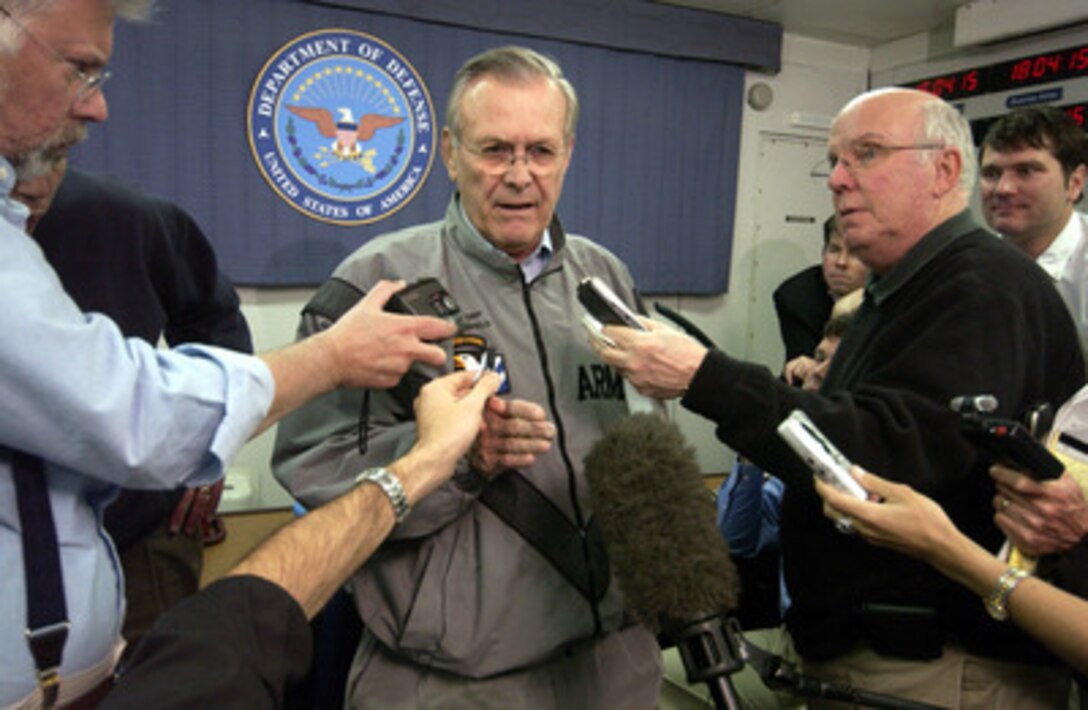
[716,458,783,558]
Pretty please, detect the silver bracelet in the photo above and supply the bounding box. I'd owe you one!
[355,467,410,522]
[983,566,1029,621]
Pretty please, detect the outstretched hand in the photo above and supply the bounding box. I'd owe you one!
[254,279,458,438]
[321,279,457,390]
[405,370,504,502]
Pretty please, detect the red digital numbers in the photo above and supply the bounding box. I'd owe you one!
[1071,47,1088,73]
[961,70,979,93]
[1066,104,1086,127]
[915,70,980,98]
[1010,53,1063,83]
[911,44,1088,101]
[932,76,956,96]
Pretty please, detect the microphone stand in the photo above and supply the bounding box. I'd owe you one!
[733,619,943,710]
[670,615,943,710]
[670,615,744,710]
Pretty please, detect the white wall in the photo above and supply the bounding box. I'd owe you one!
[652,34,870,472]
[220,286,313,511]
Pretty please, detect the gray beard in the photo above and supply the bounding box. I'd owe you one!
[12,149,60,181]
[9,124,85,181]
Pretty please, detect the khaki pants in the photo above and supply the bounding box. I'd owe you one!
[801,644,1071,709]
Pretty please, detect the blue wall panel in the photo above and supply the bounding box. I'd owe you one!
[71,0,753,293]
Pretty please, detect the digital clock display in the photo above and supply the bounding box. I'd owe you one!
[911,43,1088,101]
[995,46,1088,91]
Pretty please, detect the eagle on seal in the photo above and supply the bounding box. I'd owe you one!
[287,105,404,159]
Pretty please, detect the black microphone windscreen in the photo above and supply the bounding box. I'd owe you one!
[585,413,739,634]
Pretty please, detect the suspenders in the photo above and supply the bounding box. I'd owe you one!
[12,450,69,708]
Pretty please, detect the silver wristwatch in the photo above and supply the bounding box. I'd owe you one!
[355,467,410,522]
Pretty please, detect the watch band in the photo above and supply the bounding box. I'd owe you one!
[355,467,410,522]
[984,566,1029,621]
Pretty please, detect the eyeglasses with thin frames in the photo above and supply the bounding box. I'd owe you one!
[812,141,945,178]
[0,6,110,107]
[455,136,566,176]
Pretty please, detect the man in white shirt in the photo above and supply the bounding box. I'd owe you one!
[980,105,1088,357]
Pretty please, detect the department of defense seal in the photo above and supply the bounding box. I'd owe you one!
[247,29,435,226]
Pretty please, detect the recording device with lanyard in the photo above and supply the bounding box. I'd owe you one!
[384,277,461,320]
[299,276,495,455]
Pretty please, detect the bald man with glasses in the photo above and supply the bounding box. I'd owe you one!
[593,88,1084,708]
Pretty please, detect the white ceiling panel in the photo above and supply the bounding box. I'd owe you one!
[655,0,964,46]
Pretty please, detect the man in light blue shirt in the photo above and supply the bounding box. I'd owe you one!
[0,2,457,705]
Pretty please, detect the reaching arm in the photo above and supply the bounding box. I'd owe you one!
[229,370,501,619]
[815,467,1088,675]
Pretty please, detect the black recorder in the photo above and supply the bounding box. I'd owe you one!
[383,278,460,377]
[960,416,1064,480]
[953,396,1064,480]
[358,278,462,457]
[577,276,647,330]
[385,277,460,319]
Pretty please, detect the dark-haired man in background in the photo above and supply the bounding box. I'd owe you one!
[773,215,868,361]
[980,105,1087,358]
[977,107,1088,661]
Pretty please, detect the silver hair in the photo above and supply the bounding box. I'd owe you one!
[0,0,154,53]
[916,95,977,194]
[445,45,579,144]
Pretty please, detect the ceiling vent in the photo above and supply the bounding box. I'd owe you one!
[954,0,1088,46]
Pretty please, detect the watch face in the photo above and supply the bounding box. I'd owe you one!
[358,467,409,521]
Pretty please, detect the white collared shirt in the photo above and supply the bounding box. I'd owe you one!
[457,198,553,283]
[1036,210,1088,361]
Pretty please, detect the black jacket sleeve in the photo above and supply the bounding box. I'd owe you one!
[103,576,312,710]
